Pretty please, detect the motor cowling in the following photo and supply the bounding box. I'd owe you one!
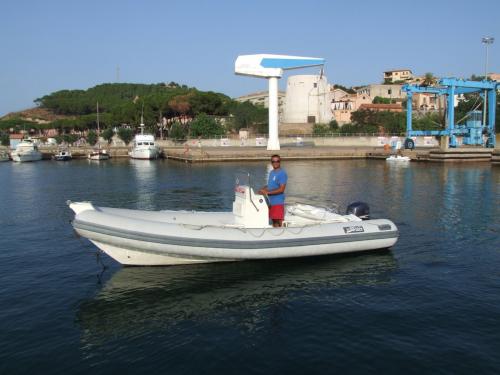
[346,201,370,220]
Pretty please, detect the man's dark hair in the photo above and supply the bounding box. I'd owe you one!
[271,154,281,160]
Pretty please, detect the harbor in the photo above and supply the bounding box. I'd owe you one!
[1,158,500,373]
[2,142,499,163]
[2,0,500,373]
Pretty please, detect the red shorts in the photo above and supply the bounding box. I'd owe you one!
[269,204,285,220]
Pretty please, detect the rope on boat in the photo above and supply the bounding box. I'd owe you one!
[237,227,267,238]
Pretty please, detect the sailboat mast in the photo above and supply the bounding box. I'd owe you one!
[97,101,100,134]
[141,103,145,134]
[96,101,101,151]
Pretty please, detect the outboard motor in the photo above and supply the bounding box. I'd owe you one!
[346,201,370,220]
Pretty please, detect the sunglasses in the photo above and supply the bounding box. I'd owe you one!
[271,160,280,163]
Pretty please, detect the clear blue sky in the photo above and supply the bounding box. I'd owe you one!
[1,0,499,116]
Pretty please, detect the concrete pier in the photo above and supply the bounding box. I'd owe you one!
[6,144,498,164]
[492,149,500,165]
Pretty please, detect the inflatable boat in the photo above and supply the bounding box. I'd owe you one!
[68,184,399,266]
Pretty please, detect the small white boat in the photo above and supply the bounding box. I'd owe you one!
[68,180,399,266]
[129,117,160,160]
[88,149,110,161]
[11,139,43,162]
[53,149,72,161]
[386,155,410,162]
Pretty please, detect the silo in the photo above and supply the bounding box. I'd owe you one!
[282,75,332,124]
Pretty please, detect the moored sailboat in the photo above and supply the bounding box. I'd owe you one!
[88,102,110,161]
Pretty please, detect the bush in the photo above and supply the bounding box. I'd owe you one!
[189,113,225,138]
[313,123,330,135]
[117,128,134,145]
[373,96,392,104]
[329,120,339,130]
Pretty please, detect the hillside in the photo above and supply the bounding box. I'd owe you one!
[0,82,267,136]
[1,107,74,123]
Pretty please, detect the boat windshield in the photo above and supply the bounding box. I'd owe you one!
[235,172,252,192]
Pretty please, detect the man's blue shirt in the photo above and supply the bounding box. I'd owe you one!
[267,169,287,205]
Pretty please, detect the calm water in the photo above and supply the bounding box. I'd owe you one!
[0,159,499,374]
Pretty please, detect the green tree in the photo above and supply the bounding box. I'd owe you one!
[350,109,405,134]
[421,72,437,87]
[169,121,187,140]
[62,134,78,144]
[87,130,97,145]
[230,102,267,131]
[189,113,225,137]
[1,133,10,146]
[101,127,114,144]
[117,128,134,145]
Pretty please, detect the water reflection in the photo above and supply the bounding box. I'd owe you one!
[129,159,158,210]
[77,252,397,345]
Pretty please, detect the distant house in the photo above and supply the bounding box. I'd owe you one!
[411,92,446,112]
[330,91,371,124]
[358,103,403,112]
[356,84,406,100]
[384,69,413,83]
[488,73,500,82]
[9,133,24,149]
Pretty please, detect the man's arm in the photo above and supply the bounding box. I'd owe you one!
[260,183,286,195]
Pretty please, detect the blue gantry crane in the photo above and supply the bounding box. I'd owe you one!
[402,78,498,149]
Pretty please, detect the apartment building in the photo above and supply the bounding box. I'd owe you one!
[384,69,413,83]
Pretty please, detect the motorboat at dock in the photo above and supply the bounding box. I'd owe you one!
[11,139,42,162]
[129,119,160,160]
[53,149,72,161]
[68,178,399,266]
[88,149,110,160]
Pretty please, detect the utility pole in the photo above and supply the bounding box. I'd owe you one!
[481,37,494,127]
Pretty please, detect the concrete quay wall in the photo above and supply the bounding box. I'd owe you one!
[157,135,439,149]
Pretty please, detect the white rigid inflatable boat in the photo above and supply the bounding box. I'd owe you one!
[69,184,399,266]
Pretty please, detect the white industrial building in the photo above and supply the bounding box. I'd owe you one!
[282,75,332,124]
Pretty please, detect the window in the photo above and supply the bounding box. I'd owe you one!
[388,89,392,95]
[313,83,317,88]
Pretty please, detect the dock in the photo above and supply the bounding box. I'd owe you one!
[12,144,499,164]
[163,146,498,164]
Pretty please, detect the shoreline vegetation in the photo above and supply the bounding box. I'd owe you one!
[1,80,499,148]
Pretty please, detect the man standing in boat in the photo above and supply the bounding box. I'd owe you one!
[259,155,288,227]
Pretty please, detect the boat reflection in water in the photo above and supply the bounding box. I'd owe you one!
[77,252,397,344]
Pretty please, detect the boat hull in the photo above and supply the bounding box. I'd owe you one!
[129,148,159,160]
[88,153,110,160]
[11,152,42,162]
[54,155,72,161]
[71,207,398,266]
